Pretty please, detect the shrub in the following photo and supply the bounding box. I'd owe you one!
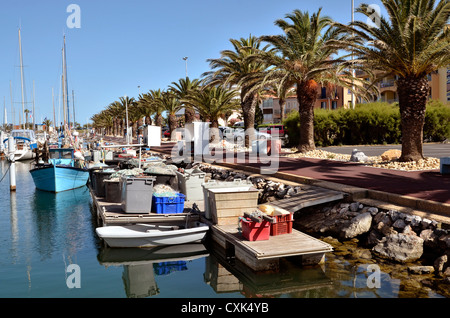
[283,101,449,147]
[424,100,450,142]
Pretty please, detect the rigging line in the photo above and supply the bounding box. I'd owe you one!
[0,162,11,183]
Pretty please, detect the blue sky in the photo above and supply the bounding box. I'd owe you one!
[0,0,384,126]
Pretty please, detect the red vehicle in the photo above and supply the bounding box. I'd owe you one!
[259,125,286,137]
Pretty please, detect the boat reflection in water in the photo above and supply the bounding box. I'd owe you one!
[31,186,91,259]
[97,243,210,298]
[96,240,333,298]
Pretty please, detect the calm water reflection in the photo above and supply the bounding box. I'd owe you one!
[0,159,446,298]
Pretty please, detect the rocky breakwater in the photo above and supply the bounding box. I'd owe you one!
[197,164,302,204]
[295,201,450,295]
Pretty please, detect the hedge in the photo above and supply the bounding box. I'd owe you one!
[283,101,450,147]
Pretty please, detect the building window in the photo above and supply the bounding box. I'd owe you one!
[321,101,327,109]
[262,99,273,108]
[332,101,337,109]
[321,87,327,99]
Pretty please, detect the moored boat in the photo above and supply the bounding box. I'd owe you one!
[96,221,209,248]
[30,148,89,192]
[4,129,38,161]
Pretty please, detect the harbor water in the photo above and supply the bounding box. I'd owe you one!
[0,159,447,299]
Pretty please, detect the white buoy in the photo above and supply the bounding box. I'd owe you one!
[8,136,16,191]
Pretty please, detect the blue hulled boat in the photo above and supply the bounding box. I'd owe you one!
[30,148,89,193]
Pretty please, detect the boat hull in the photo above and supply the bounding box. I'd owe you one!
[96,222,209,248]
[30,164,89,193]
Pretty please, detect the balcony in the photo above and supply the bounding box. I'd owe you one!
[380,80,395,88]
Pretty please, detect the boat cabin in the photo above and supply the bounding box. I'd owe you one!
[49,148,75,167]
[11,129,36,141]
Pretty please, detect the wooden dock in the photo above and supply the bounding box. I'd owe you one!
[206,219,333,271]
[90,188,197,227]
[269,185,344,211]
[91,180,338,272]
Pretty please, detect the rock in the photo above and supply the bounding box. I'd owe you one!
[367,207,379,216]
[349,202,360,212]
[372,233,424,263]
[350,149,369,163]
[444,267,450,277]
[421,218,433,229]
[381,149,401,161]
[367,229,384,246]
[408,266,435,274]
[420,229,439,250]
[340,212,372,239]
[393,218,407,230]
[434,255,448,273]
[438,234,450,250]
[403,225,416,235]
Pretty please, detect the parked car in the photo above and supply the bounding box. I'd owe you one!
[233,128,271,143]
[162,129,171,138]
[258,124,286,137]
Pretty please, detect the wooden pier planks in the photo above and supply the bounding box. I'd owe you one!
[213,223,333,260]
[269,185,344,212]
[90,189,196,226]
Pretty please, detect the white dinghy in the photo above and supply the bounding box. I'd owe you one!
[96,221,209,248]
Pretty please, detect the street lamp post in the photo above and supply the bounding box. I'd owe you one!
[351,0,356,109]
[183,57,188,78]
[125,95,129,144]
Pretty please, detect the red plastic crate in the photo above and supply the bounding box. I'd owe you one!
[241,218,270,241]
[270,213,293,236]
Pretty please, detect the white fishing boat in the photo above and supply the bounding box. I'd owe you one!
[5,129,38,161]
[96,221,209,248]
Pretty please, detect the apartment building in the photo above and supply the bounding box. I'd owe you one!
[260,67,450,124]
[260,84,354,124]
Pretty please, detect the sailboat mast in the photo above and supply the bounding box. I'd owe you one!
[19,28,26,129]
[63,36,70,128]
[72,90,75,128]
[10,81,14,128]
[52,88,56,131]
[62,43,66,128]
[33,80,35,131]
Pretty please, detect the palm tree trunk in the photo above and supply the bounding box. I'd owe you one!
[241,90,257,148]
[397,76,429,162]
[210,119,220,143]
[279,98,286,123]
[168,113,177,141]
[296,80,318,153]
[185,106,196,124]
[155,114,163,127]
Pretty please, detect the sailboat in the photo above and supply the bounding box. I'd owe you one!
[4,29,38,161]
[30,36,89,193]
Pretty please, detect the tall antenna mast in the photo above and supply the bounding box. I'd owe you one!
[72,90,75,128]
[63,36,70,128]
[52,87,56,131]
[19,28,26,129]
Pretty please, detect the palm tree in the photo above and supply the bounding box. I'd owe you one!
[204,35,271,147]
[182,85,240,142]
[338,0,450,162]
[148,89,165,127]
[264,82,296,123]
[118,96,136,138]
[169,77,202,124]
[106,101,124,137]
[255,8,372,153]
[42,118,52,132]
[160,91,182,140]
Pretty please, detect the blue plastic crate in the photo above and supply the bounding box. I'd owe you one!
[152,193,186,214]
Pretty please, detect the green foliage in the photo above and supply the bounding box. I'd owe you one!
[283,101,450,147]
[424,100,450,142]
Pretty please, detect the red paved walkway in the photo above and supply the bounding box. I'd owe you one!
[149,142,449,204]
[102,138,449,204]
